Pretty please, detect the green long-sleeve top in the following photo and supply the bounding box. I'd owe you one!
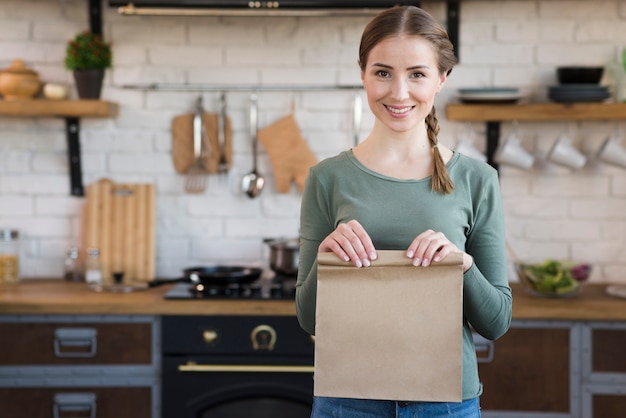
[296,150,512,401]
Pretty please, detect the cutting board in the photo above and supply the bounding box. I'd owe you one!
[84,179,156,284]
[171,112,233,174]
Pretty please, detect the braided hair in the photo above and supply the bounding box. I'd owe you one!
[358,6,457,194]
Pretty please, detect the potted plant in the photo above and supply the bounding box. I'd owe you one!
[65,31,112,99]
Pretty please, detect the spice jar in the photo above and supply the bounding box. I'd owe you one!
[64,247,84,282]
[0,229,20,284]
[85,247,103,286]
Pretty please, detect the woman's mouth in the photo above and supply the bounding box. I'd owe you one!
[385,105,414,115]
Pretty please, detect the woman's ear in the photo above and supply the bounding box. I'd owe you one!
[436,72,448,93]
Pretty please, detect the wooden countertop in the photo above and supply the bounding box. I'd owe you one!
[0,280,296,316]
[1,280,625,320]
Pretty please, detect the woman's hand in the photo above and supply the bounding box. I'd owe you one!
[406,229,473,272]
[318,220,377,268]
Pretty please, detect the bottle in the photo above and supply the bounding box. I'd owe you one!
[64,247,84,282]
[85,247,103,285]
[0,229,19,284]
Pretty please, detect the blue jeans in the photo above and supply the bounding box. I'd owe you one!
[311,397,480,418]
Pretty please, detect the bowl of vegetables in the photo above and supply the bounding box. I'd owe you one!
[516,260,592,298]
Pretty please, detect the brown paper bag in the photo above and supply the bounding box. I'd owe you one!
[314,250,464,402]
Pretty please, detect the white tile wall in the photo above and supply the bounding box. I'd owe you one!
[0,0,624,283]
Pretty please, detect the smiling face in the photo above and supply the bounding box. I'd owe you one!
[361,35,447,135]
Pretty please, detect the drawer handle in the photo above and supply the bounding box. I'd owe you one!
[53,392,96,418]
[472,332,494,363]
[178,363,314,373]
[54,328,97,358]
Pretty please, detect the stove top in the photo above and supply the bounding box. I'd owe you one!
[164,275,297,300]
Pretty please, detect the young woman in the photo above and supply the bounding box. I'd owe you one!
[296,5,512,418]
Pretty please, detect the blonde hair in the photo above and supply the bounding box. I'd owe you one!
[359,6,456,194]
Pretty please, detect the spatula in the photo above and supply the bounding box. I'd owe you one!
[185,96,209,193]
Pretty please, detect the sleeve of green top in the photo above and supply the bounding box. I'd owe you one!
[462,169,512,340]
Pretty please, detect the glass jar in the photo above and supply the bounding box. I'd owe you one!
[0,229,19,284]
[64,247,84,282]
[85,247,103,285]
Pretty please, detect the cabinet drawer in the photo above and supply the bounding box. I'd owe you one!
[592,328,626,373]
[0,323,151,365]
[0,388,151,418]
[478,326,570,413]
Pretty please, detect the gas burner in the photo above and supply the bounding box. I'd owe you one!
[165,274,297,300]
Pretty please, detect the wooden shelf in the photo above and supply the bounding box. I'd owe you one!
[0,99,118,118]
[446,102,626,122]
[0,99,119,197]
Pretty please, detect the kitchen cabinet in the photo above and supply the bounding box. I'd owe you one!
[445,102,626,169]
[581,322,626,418]
[0,315,159,418]
[480,319,626,418]
[480,321,576,417]
[0,99,119,196]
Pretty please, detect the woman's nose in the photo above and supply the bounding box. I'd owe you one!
[390,78,410,100]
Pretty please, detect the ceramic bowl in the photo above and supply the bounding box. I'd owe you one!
[0,59,41,100]
[516,261,591,298]
[557,67,604,85]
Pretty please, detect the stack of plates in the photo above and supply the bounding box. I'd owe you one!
[548,85,610,103]
[457,88,522,104]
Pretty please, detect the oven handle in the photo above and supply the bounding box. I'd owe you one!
[178,363,314,373]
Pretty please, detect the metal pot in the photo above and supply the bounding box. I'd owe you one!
[264,238,299,277]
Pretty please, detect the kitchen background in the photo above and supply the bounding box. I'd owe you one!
[0,0,625,283]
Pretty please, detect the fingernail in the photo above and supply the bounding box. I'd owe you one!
[413,258,420,266]
[363,258,371,267]
[355,259,362,268]
[434,256,441,262]
[407,250,414,258]
[422,258,429,267]
[370,252,377,260]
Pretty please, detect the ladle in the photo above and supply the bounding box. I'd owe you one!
[241,94,265,198]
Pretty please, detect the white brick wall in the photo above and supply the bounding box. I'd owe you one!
[0,0,624,284]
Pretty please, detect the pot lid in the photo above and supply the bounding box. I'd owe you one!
[1,59,38,76]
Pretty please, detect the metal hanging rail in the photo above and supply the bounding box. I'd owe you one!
[121,84,363,92]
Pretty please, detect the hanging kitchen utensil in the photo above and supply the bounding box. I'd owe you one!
[257,112,318,193]
[217,92,229,179]
[171,109,233,175]
[184,96,209,193]
[241,94,265,198]
[352,93,362,147]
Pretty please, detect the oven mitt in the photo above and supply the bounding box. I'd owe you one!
[257,113,318,193]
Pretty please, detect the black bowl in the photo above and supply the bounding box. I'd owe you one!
[557,67,604,84]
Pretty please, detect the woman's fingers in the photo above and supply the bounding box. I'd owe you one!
[406,229,457,267]
[318,220,377,268]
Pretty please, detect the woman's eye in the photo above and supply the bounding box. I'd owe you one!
[411,72,425,79]
[376,70,390,78]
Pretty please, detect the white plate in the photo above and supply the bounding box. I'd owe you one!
[606,285,626,300]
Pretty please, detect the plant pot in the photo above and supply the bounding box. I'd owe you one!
[73,69,104,99]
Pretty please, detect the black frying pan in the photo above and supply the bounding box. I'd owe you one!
[183,266,263,286]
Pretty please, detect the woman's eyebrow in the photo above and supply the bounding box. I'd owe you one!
[371,63,431,71]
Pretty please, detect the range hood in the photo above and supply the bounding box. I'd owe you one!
[110,1,421,17]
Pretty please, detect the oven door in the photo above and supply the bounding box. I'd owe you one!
[162,357,314,417]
